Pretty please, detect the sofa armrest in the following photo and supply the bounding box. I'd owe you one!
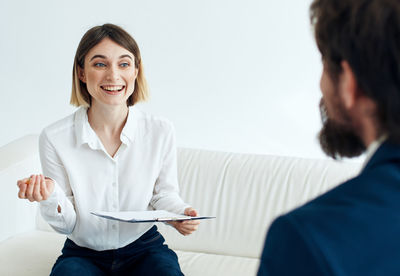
[0,135,41,242]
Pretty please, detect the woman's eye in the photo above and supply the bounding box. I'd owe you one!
[120,62,130,68]
[94,63,106,67]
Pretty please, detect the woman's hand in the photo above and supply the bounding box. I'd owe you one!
[170,207,200,236]
[17,174,55,202]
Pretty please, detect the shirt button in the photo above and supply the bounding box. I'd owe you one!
[112,224,117,230]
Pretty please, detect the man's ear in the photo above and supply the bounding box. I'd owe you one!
[340,60,358,109]
[78,67,86,83]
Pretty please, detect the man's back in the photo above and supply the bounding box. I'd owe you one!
[258,141,400,275]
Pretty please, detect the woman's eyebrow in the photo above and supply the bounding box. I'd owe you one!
[119,54,133,60]
[90,55,106,61]
[89,54,133,61]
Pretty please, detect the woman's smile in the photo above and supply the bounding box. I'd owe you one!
[101,85,126,95]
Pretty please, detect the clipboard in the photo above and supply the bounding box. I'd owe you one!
[91,210,216,223]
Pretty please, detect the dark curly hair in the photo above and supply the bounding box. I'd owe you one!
[310,0,400,144]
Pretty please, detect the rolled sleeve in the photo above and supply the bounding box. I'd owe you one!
[150,123,190,214]
[39,130,76,234]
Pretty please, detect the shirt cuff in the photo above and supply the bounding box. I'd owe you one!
[178,204,192,215]
[39,182,62,217]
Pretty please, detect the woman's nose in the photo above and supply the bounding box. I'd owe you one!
[106,66,120,81]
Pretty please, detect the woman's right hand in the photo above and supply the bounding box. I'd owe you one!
[17,174,55,202]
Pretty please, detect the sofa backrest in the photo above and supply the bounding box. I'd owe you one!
[157,148,361,259]
[1,135,362,260]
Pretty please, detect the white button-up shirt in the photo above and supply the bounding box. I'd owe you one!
[39,106,189,251]
[361,134,387,171]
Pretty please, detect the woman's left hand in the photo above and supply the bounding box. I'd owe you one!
[170,207,200,236]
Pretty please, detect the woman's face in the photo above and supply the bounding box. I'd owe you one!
[79,38,138,107]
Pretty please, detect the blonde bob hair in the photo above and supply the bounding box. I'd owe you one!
[70,24,149,107]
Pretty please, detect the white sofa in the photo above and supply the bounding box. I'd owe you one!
[0,135,361,275]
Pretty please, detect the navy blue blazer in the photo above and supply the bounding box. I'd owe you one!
[258,141,400,276]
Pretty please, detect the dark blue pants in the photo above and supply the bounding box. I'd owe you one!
[50,226,183,276]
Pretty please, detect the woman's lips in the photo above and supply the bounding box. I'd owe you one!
[101,85,125,95]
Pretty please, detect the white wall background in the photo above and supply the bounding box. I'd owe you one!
[1,0,333,159]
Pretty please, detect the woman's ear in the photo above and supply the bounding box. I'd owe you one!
[134,67,139,79]
[78,66,86,83]
[340,60,358,109]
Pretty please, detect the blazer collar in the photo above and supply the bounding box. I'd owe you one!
[362,139,400,173]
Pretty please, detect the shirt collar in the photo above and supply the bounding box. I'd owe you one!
[120,106,139,146]
[361,134,388,170]
[74,107,100,149]
[74,106,139,148]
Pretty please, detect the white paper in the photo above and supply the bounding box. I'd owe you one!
[91,210,215,223]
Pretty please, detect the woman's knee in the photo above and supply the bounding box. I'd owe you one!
[139,250,183,275]
[50,257,105,276]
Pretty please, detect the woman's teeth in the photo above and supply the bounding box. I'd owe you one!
[101,85,124,91]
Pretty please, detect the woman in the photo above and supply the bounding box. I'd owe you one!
[17,23,199,275]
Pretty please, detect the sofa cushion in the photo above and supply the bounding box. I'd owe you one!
[0,230,258,276]
[0,231,62,276]
[176,250,259,276]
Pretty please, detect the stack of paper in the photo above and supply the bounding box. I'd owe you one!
[91,210,215,223]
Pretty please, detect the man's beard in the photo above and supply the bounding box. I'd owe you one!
[318,99,366,159]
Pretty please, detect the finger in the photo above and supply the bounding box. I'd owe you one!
[18,183,28,199]
[17,175,34,199]
[184,227,198,235]
[190,209,198,216]
[40,174,50,199]
[24,175,34,200]
[168,221,177,227]
[182,220,200,226]
[180,228,195,236]
[40,175,46,197]
[26,175,37,202]
[177,224,198,235]
[176,226,189,235]
[17,178,30,187]
[182,222,200,229]
[33,175,43,201]
[176,222,198,235]
[184,208,196,216]
[180,224,199,232]
[171,221,184,231]
[185,208,199,217]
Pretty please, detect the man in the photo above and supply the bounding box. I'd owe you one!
[258,0,400,275]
